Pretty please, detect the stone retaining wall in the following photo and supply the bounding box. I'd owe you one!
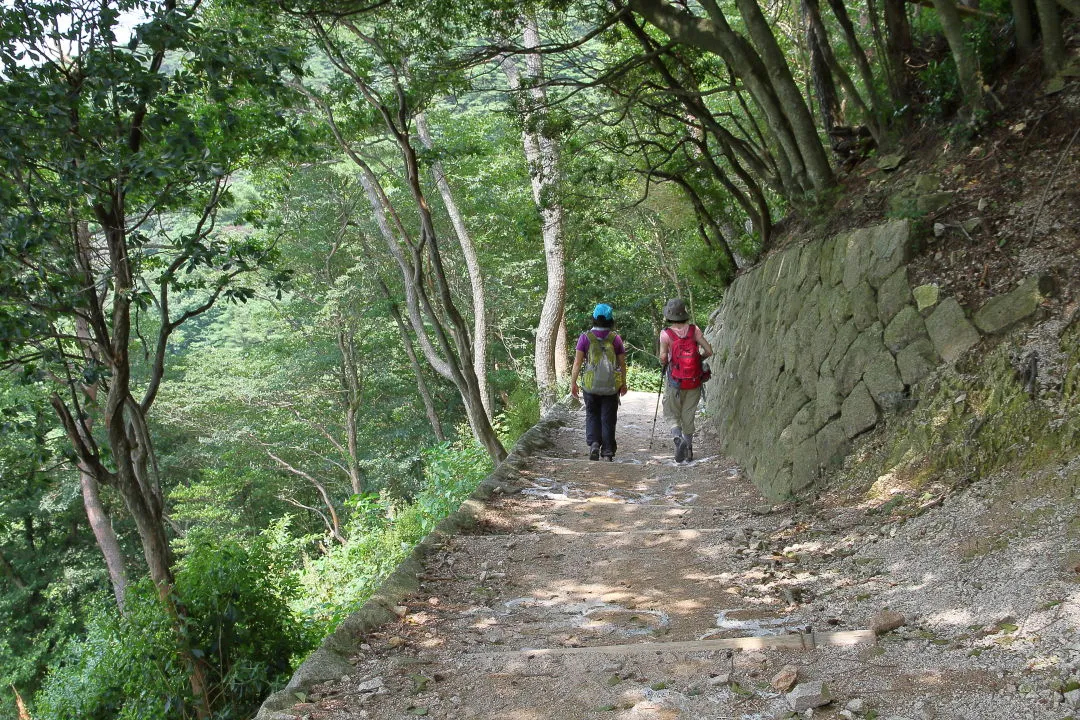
[702,219,1051,500]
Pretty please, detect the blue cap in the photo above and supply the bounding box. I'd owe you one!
[592,303,613,320]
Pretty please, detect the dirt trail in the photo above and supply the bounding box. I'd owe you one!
[282,391,1079,719]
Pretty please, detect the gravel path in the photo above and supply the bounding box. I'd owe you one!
[276,391,1080,720]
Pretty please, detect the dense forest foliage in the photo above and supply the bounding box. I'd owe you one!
[0,0,1074,716]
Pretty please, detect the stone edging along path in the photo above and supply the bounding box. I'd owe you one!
[256,403,574,719]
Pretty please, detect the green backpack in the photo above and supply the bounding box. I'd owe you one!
[581,331,621,395]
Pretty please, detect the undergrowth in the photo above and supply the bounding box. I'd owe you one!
[292,440,491,636]
[838,329,1079,506]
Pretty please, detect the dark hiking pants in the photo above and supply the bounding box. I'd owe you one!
[583,391,619,458]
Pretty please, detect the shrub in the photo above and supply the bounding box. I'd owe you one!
[294,440,491,634]
[498,384,541,444]
[626,363,662,393]
[882,330,1080,488]
[35,535,308,720]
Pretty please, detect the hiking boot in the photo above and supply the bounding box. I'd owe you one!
[589,442,601,461]
[673,436,686,463]
[685,443,694,462]
[602,454,614,462]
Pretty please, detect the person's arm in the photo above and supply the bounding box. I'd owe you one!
[695,325,714,359]
[657,330,671,367]
[570,350,586,398]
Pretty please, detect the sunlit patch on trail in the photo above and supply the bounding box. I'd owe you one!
[520,477,570,501]
[500,597,671,640]
[699,608,788,638]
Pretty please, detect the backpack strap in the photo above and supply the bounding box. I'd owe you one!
[588,330,613,347]
[665,325,695,341]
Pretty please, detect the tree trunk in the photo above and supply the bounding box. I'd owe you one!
[627,0,818,198]
[415,112,493,419]
[355,166,506,461]
[805,0,844,135]
[621,17,774,246]
[724,0,836,191]
[883,0,914,107]
[335,324,365,495]
[825,0,888,130]
[654,168,739,276]
[81,211,213,718]
[1033,0,1065,73]
[554,307,569,383]
[306,23,506,460]
[804,0,881,144]
[1010,0,1034,54]
[388,297,447,442]
[81,470,129,611]
[930,0,984,113]
[71,295,130,612]
[500,13,569,410]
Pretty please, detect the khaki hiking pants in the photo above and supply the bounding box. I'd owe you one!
[662,384,702,437]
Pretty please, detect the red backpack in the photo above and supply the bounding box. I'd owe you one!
[666,325,704,389]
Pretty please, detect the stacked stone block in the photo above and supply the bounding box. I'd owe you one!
[702,220,1049,500]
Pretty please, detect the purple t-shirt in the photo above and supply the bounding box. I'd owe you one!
[577,329,625,355]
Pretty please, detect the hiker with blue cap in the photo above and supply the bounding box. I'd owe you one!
[570,303,628,461]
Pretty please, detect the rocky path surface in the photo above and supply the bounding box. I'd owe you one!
[277,391,1080,720]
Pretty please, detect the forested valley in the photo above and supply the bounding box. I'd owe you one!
[0,0,1076,716]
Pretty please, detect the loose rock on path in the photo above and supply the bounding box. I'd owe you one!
[272,391,1080,719]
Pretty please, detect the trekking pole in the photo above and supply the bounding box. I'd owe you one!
[649,365,664,451]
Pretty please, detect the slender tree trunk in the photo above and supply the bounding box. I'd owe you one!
[81,470,129,610]
[621,17,774,245]
[91,213,212,718]
[335,324,365,495]
[353,168,455,380]
[415,112,493,419]
[387,298,447,442]
[805,0,844,135]
[825,0,887,127]
[355,233,450,445]
[500,13,568,410]
[263,446,347,543]
[554,308,569,383]
[883,0,914,107]
[654,168,739,275]
[69,223,206,706]
[345,132,505,460]
[627,0,816,197]
[357,167,505,460]
[397,135,507,461]
[930,0,984,113]
[724,0,835,191]
[71,286,130,611]
[804,0,881,144]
